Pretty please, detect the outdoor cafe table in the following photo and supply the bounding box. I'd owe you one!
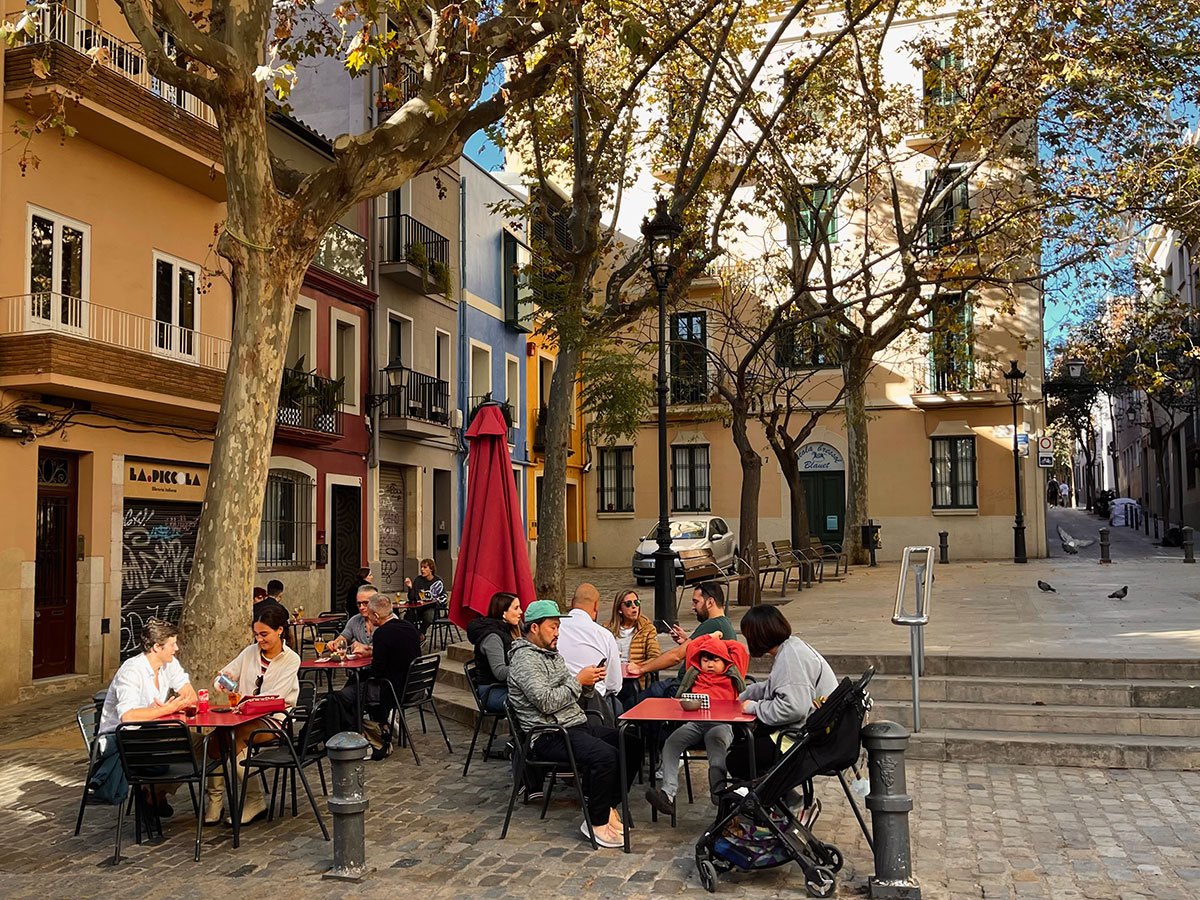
[165,707,271,849]
[392,598,437,612]
[617,697,757,853]
[300,655,372,730]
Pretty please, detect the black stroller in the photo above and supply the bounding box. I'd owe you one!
[694,667,874,897]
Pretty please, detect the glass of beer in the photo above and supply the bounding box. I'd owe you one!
[228,691,241,708]
[314,640,326,656]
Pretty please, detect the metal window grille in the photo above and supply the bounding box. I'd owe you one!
[931,436,977,509]
[258,471,315,569]
[672,445,711,512]
[598,447,634,513]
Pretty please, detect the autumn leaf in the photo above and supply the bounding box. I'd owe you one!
[31,57,49,80]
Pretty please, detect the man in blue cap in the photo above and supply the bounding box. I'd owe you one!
[507,599,644,849]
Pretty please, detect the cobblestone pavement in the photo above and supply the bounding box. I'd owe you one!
[2,718,1199,900]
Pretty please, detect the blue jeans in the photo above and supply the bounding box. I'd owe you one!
[476,683,508,714]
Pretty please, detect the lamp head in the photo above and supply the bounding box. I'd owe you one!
[1003,359,1025,403]
[641,196,682,289]
[1066,357,1085,379]
[383,359,407,389]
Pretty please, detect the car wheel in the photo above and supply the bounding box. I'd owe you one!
[727,546,739,574]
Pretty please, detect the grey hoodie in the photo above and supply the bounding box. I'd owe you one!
[507,637,591,733]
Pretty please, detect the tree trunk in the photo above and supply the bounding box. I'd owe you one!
[731,403,761,606]
[781,452,810,549]
[842,347,873,566]
[535,345,580,608]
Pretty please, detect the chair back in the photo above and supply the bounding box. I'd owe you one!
[463,659,487,711]
[400,653,441,705]
[296,680,317,715]
[297,697,332,762]
[503,699,531,758]
[76,704,101,755]
[115,721,200,781]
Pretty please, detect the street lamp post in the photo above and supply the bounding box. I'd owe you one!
[1003,360,1027,563]
[642,197,683,626]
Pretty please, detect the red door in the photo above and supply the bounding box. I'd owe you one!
[34,453,78,679]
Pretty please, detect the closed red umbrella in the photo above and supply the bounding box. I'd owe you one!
[449,403,536,628]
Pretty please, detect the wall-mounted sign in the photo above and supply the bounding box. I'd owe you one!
[825,515,839,531]
[124,458,208,502]
[1017,433,1030,458]
[797,442,845,472]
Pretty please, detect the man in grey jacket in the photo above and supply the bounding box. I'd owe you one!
[507,600,644,849]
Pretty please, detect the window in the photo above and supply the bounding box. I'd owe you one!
[598,447,634,513]
[672,444,711,512]
[331,311,360,413]
[286,304,312,369]
[387,314,411,366]
[931,436,977,509]
[670,312,707,404]
[506,355,521,426]
[927,166,969,251]
[153,253,199,358]
[470,342,491,402]
[775,319,837,369]
[930,293,973,391]
[436,330,450,384]
[923,48,963,128]
[258,470,316,568]
[502,230,533,332]
[794,186,838,244]
[28,207,88,330]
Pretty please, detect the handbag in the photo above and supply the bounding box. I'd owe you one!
[236,694,287,716]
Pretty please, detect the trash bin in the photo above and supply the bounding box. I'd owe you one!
[862,522,882,550]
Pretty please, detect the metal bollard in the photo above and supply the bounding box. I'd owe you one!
[323,731,372,882]
[863,721,921,899]
[1153,513,1159,540]
[1098,527,1110,564]
[1184,527,1195,564]
[937,531,949,565]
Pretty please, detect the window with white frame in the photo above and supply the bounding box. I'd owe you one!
[598,447,634,513]
[286,303,313,370]
[931,436,977,509]
[331,311,360,412]
[387,313,412,366]
[258,469,316,568]
[672,444,711,512]
[28,207,88,330]
[470,343,491,402]
[506,355,521,426]
[153,253,199,358]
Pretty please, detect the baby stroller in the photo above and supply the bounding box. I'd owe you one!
[694,667,874,897]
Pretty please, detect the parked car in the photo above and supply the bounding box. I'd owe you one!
[631,516,737,584]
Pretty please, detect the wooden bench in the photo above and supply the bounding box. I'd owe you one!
[810,537,850,577]
[676,547,755,608]
[756,542,797,596]
[772,539,819,586]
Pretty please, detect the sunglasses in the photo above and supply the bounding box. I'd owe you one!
[623,599,640,608]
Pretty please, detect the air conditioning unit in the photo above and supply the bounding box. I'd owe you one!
[451,409,463,428]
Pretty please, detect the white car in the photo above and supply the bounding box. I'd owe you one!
[631,516,737,584]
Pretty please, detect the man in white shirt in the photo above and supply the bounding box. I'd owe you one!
[557,583,623,700]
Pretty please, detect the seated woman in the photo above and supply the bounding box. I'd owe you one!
[603,589,660,710]
[205,603,300,825]
[727,605,838,780]
[466,592,521,713]
[403,557,445,635]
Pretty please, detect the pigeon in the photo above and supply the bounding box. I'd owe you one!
[1057,525,1096,555]
[1108,585,1128,600]
[1037,580,1056,593]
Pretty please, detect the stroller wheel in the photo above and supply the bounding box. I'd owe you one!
[819,842,843,873]
[805,865,835,898]
[698,859,718,893]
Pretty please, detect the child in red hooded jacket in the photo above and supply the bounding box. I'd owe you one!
[645,633,749,814]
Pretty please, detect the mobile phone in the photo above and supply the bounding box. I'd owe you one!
[597,657,607,669]
[656,619,674,633]
[166,688,179,701]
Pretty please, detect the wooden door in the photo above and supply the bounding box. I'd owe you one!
[800,471,846,545]
[34,453,78,679]
[330,485,362,612]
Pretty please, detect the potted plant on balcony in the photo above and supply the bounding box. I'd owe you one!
[277,357,312,428]
[312,374,345,434]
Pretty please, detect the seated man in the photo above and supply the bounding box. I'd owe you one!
[328,585,378,656]
[336,592,421,759]
[625,581,737,698]
[507,600,644,850]
[557,583,623,711]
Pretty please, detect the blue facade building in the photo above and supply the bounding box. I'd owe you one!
[457,158,534,552]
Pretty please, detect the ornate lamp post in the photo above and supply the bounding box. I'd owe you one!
[642,197,683,626]
[1003,360,1027,563]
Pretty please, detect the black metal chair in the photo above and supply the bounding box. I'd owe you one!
[426,596,462,651]
[462,659,506,776]
[73,702,114,835]
[237,701,331,838]
[500,699,597,848]
[398,653,452,759]
[112,721,224,863]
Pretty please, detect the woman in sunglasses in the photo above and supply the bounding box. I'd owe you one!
[204,603,300,825]
[604,589,660,708]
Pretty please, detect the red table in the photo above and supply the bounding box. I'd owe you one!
[616,698,757,853]
[301,656,373,729]
[167,708,270,848]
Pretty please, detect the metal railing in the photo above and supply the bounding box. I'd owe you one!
[379,214,449,268]
[277,369,344,436]
[26,4,216,125]
[312,223,368,286]
[374,366,449,424]
[931,364,973,392]
[532,405,548,452]
[0,292,229,370]
[892,546,934,732]
[670,373,709,405]
[375,60,421,117]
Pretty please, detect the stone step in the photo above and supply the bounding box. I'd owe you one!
[873,700,1200,738]
[906,728,1200,770]
[432,682,507,734]
[824,653,1200,681]
[868,674,1200,709]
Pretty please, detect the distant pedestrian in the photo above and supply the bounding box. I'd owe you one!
[1046,478,1059,506]
[1060,481,1071,507]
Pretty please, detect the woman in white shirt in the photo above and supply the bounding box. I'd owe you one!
[204,603,300,824]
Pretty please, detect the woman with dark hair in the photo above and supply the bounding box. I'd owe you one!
[465,592,521,712]
[727,605,838,778]
[205,602,300,824]
[404,557,445,635]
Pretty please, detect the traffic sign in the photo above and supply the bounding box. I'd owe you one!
[1037,436,1053,453]
[1037,452,1054,468]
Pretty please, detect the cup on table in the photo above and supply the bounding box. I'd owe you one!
[228,691,241,707]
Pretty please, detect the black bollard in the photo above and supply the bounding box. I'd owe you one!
[1144,506,1150,535]
[1184,527,1195,564]
[323,732,372,882]
[1099,527,1110,564]
[862,721,921,899]
[937,531,949,565]
[1153,513,1159,540]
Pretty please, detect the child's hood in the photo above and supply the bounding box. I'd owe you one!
[686,633,749,677]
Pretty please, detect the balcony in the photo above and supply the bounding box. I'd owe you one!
[375,60,421,120]
[468,396,515,444]
[379,214,451,296]
[276,368,344,443]
[0,292,228,410]
[372,366,451,438]
[669,374,711,406]
[911,360,1005,408]
[532,405,548,453]
[312,223,368,286]
[4,5,223,198]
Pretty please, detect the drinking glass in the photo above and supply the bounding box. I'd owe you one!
[314,640,326,656]
[228,691,240,707]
